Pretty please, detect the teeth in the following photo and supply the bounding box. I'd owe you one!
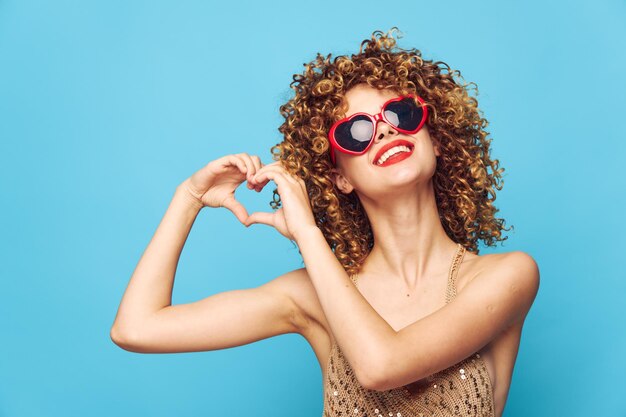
[376,145,411,165]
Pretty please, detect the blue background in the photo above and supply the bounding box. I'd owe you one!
[1,1,625,416]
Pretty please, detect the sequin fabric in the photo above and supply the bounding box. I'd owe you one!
[322,244,495,417]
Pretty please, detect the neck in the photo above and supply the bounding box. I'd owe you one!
[356,178,459,291]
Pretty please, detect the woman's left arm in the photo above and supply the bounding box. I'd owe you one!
[298,228,539,390]
[378,251,539,391]
[297,227,539,391]
[294,226,400,389]
[245,162,539,391]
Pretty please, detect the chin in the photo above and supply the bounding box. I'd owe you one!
[398,157,436,179]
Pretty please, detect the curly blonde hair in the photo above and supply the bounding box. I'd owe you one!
[269,27,512,276]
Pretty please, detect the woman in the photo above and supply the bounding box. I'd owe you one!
[110,29,539,417]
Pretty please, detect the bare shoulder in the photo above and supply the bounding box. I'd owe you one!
[467,250,540,323]
[468,249,538,270]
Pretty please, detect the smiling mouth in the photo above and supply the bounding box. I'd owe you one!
[374,145,415,166]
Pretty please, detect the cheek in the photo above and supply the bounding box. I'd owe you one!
[344,159,376,186]
[426,146,439,165]
[400,145,438,180]
[423,131,440,156]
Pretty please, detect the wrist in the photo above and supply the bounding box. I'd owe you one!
[293,225,323,244]
[175,181,204,212]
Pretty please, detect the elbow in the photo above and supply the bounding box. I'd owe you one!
[349,340,402,391]
[359,370,393,392]
[354,356,389,392]
[360,376,383,392]
[109,325,129,348]
[357,350,420,392]
[355,370,379,391]
[110,325,143,352]
[359,370,390,392]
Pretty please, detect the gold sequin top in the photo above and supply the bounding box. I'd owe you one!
[322,243,495,417]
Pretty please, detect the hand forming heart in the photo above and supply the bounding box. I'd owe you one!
[179,153,318,243]
[244,161,318,242]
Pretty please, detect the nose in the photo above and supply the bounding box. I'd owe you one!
[373,119,398,143]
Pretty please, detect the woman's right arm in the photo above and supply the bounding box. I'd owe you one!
[109,154,310,353]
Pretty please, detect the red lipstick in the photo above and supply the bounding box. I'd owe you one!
[373,139,414,166]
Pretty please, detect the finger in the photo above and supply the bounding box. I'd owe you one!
[215,155,249,176]
[248,155,263,193]
[236,153,255,183]
[247,162,288,191]
[251,160,280,177]
[244,211,275,228]
[220,195,250,225]
[252,165,299,186]
[251,155,263,171]
[252,169,295,192]
[250,156,264,191]
[238,153,264,191]
[194,155,247,188]
[240,152,259,177]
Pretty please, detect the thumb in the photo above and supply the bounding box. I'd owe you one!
[221,195,249,225]
[244,211,275,228]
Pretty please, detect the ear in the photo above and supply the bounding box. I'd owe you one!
[434,144,441,157]
[331,168,354,194]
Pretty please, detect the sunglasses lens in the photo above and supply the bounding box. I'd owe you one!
[384,98,424,131]
[334,115,374,152]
